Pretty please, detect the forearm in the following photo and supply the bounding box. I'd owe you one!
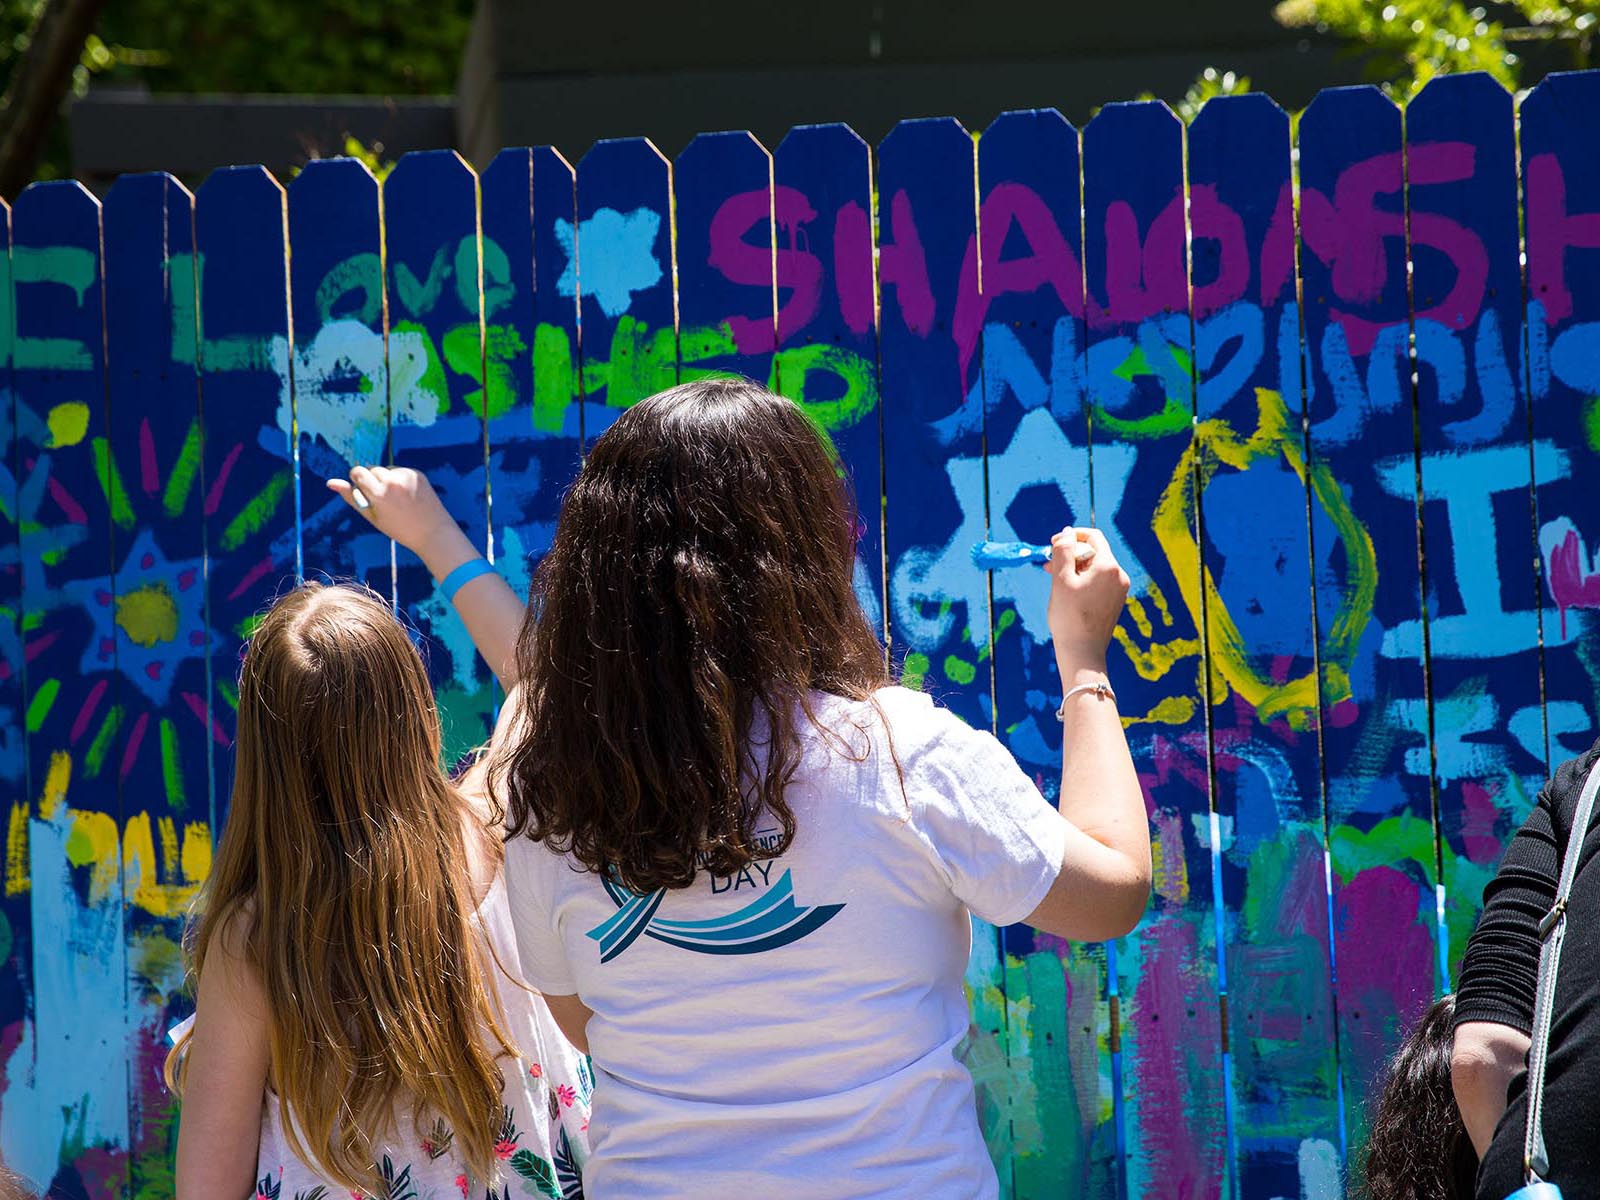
[413,524,526,691]
[1453,1020,1530,1158]
[1055,656,1149,871]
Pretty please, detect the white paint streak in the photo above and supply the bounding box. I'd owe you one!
[1,810,129,1188]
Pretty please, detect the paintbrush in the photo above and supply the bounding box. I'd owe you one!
[970,539,1096,570]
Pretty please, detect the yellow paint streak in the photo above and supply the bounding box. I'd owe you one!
[1125,596,1154,638]
[69,811,119,902]
[6,803,29,896]
[1152,387,1374,725]
[1112,626,1200,682]
[1122,694,1197,727]
[124,812,208,917]
[114,582,179,648]
[46,401,90,447]
[38,751,71,819]
[1153,820,1190,906]
[1146,581,1175,627]
[181,822,212,884]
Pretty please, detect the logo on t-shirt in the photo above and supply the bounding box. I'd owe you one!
[585,847,844,963]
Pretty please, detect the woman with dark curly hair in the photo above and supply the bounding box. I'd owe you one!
[1362,995,1477,1200]
[335,376,1151,1199]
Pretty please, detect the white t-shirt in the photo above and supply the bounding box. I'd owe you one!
[504,687,1066,1200]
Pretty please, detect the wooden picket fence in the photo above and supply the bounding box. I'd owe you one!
[3,66,1598,1199]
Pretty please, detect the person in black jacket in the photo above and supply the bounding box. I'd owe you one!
[1452,737,1600,1199]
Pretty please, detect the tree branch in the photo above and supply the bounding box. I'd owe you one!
[0,0,110,200]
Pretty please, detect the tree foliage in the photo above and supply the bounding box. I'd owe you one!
[1275,0,1600,95]
[1,0,473,101]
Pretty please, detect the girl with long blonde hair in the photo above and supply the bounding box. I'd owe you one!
[166,582,589,1199]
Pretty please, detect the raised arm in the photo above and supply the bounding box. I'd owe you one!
[173,914,270,1200]
[1024,526,1152,942]
[1450,757,1580,1156]
[329,465,527,689]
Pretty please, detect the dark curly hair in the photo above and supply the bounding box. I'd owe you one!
[493,376,890,894]
[1361,994,1478,1200]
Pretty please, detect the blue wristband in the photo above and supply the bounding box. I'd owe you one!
[439,556,494,602]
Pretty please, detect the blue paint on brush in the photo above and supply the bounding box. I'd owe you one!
[970,540,1051,570]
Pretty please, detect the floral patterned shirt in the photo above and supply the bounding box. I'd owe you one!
[252,874,592,1200]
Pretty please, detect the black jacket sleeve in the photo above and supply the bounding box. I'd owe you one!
[1454,742,1600,1035]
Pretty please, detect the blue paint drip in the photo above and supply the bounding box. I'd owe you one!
[1208,812,1240,1199]
[1106,936,1128,1200]
[970,539,1051,569]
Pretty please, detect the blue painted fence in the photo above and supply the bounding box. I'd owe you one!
[4,70,1598,1199]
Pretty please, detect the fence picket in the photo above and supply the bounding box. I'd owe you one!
[479,146,582,618]
[6,181,128,1195]
[1188,92,1341,1196]
[675,131,776,387]
[1082,98,1224,1199]
[575,138,675,440]
[383,151,495,762]
[975,106,1113,1200]
[1299,84,1438,1159]
[102,172,210,1192]
[194,166,298,816]
[772,123,884,636]
[1523,72,1600,773]
[876,114,1014,1186]
[287,159,391,595]
[1405,73,1546,983]
[0,193,22,1183]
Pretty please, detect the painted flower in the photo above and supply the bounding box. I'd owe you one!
[556,1084,576,1108]
[454,1176,468,1198]
[528,1062,543,1079]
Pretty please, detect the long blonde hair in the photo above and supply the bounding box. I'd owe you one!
[165,583,514,1191]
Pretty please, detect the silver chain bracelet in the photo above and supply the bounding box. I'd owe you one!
[1055,680,1117,722]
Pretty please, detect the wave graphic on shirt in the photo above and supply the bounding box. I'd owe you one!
[587,869,844,962]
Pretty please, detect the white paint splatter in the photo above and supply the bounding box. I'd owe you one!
[1298,1137,1341,1200]
[1,808,129,1188]
[271,323,440,468]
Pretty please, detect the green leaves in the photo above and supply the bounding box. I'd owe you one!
[508,1149,562,1199]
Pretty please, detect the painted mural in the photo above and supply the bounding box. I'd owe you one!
[2,69,1598,1199]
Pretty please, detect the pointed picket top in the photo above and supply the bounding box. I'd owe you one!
[575,136,675,423]
[1298,83,1401,159]
[197,161,287,205]
[676,128,776,375]
[775,120,869,157]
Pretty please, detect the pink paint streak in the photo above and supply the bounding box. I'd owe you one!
[24,630,60,663]
[46,476,87,525]
[120,711,149,781]
[1546,524,1600,638]
[878,190,935,335]
[1130,916,1225,1200]
[772,186,823,344]
[204,442,243,517]
[1459,781,1503,865]
[706,188,779,355]
[952,182,1086,388]
[138,418,158,496]
[182,689,228,746]
[1335,866,1435,1101]
[1188,184,1250,320]
[228,554,277,602]
[69,678,109,743]
[1526,152,1600,325]
[833,201,875,336]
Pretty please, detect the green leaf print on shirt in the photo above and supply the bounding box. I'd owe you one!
[508,1149,562,1199]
